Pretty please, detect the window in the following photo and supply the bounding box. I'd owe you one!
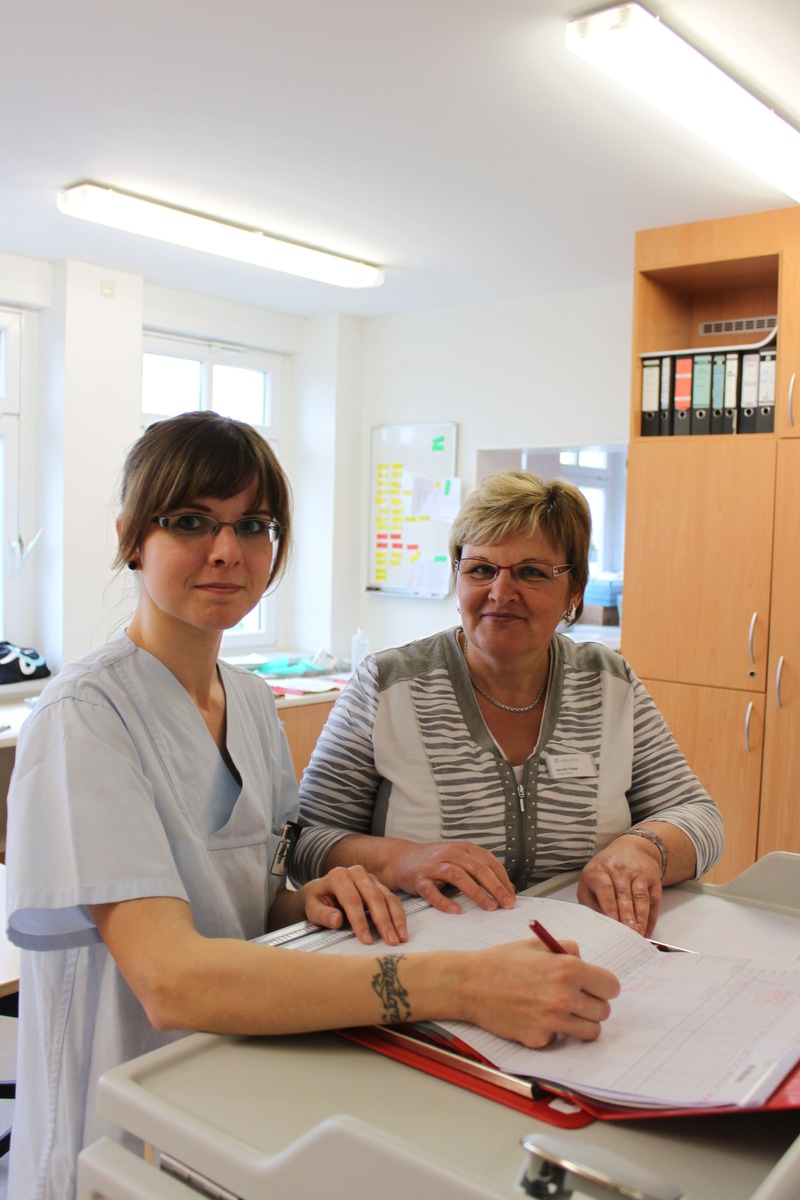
[0,310,23,643]
[142,332,285,649]
[476,444,626,578]
[557,450,617,575]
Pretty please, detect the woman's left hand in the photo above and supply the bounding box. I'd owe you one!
[297,865,410,946]
[577,842,663,937]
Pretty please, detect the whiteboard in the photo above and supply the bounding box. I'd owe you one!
[367,423,459,598]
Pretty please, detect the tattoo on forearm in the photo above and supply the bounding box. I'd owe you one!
[372,955,411,1024]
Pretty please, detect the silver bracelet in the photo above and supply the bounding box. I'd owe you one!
[624,828,668,879]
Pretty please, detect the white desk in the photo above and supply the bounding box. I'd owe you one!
[77,856,800,1200]
[531,852,800,961]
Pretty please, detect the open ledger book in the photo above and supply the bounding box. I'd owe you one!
[264,894,800,1112]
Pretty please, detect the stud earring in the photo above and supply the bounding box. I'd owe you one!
[563,604,577,625]
[127,561,138,571]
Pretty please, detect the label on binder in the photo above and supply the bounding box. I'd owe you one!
[691,353,711,434]
[672,357,692,436]
[757,349,777,432]
[710,353,726,434]
[659,356,672,435]
[641,358,660,436]
[739,351,760,434]
[723,352,740,434]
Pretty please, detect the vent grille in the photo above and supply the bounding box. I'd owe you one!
[698,315,777,336]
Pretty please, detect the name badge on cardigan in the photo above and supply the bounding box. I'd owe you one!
[543,753,597,780]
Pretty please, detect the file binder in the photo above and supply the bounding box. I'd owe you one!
[690,353,711,434]
[758,348,777,433]
[640,358,660,436]
[339,1026,595,1129]
[710,352,726,434]
[307,895,800,1118]
[739,350,761,434]
[640,326,777,441]
[723,351,739,434]
[340,1023,800,1129]
[658,355,672,435]
[672,356,692,435]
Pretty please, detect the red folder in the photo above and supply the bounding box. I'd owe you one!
[338,1026,800,1129]
[338,1027,594,1129]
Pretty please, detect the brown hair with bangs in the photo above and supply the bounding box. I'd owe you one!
[115,411,292,587]
[448,470,591,620]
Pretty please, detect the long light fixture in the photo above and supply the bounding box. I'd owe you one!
[565,4,800,204]
[56,183,384,289]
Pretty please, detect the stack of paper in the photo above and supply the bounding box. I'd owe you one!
[283,895,800,1112]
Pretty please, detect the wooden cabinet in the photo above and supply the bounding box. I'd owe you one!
[623,438,775,691]
[278,697,336,783]
[642,679,763,884]
[775,246,800,437]
[759,439,800,855]
[623,206,800,878]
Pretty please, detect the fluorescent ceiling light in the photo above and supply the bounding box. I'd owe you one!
[565,3,800,204]
[56,183,384,289]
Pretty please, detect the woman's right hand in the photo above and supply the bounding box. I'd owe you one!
[456,937,620,1047]
[388,839,517,914]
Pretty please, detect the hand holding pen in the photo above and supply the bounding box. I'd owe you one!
[457,919,619,1049]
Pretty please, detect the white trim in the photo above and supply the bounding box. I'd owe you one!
[141,330,284,650]
[142,329,282,439]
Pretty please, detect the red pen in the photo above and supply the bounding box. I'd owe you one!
[529,920,568,954]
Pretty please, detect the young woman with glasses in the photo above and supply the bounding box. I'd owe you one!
[294,471,723,942]
[5,420,620,1200]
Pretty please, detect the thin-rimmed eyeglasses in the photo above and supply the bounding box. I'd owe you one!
[153,514,282,542]
[455,558,572,588]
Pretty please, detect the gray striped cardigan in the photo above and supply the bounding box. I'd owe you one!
[292,628,723,889]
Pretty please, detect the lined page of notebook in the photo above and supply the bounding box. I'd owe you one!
[314,895,800,1109]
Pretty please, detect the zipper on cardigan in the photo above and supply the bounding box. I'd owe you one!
[517,782,525,813]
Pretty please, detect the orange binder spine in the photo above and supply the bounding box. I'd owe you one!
[672,356,692,435]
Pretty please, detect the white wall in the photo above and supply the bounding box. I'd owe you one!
[38,262,144,665]
[355,284,633,653]
[288,314,365,660]
[0,253,633,668]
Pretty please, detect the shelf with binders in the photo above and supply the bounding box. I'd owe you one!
[633,226,796,439]
[640,329,777,438]
[628,209,800,441]
[623,207,800,869]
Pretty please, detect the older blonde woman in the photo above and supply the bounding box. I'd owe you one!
[293,470,723,938]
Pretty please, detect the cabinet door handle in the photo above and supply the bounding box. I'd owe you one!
[789,372,796,428]
[748,612,758,665]
[776,655,785,709]
[744,701,754,754]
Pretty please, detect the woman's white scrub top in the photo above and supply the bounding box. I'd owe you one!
[5,635,298,1200]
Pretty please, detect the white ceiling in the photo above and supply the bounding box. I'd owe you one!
[3,0,800,319]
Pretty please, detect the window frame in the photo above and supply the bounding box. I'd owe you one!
[556,449,624,578]
[141,330,285,651]
[0,310,24,643]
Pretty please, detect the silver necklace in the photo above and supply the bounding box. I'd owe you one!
[460,635,547,714]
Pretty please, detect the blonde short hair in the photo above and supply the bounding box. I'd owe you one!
[449,470,590,617]
[115,411,292,588]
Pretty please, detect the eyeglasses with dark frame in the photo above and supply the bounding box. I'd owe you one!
[455,557,572,588]
[153,514,283,542]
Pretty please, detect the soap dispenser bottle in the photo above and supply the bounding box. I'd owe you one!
[351,627,369,670]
